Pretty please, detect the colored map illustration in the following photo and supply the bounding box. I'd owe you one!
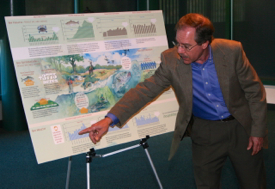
[25,47,162,122]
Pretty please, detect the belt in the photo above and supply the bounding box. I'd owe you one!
[214,115,235,122]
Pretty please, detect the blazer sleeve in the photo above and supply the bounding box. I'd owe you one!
[235,42,267,137]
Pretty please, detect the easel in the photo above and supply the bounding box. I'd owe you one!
[65,135,163,189]
[65,156,72,189]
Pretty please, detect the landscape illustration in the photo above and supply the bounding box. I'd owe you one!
[29,47,159,119]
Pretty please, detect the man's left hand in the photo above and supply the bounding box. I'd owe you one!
[247,136,264,155]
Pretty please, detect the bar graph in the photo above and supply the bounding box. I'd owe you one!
[68,123,89,141]
[103,27,127,37]
[22,24,59,45]
[129,14,158,36]
[95,16,128,38]
[133,23,156,35]
[63,121,91,143]
[133,112,160,126]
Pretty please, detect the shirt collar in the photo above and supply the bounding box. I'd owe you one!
[192,46,213,67]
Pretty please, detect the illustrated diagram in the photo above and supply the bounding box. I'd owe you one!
[129,14,157,36]
[108,124,129,132]
[132,23,156,35]
[96,16,128,38]
[67,123,89,141]
[133,111,160,126]
[62,121,93,146]
[22,24,59,44]
[61,18,95,41]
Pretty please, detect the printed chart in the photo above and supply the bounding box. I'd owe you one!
[133,111,160,126]
[22,24,59,46]
[96,16,128,38]
[129,14,158,36]
[61,18,95,41]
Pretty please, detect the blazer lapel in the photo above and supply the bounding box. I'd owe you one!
[211,43,230,106]
[175,56,193,107]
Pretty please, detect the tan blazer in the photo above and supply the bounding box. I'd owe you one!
[109,38,267,160]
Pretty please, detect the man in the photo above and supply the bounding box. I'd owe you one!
[79,13,267,188]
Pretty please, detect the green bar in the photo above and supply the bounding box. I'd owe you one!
[0,0,28,131]
[74,0,79,13]
[225,0,231,40]
[138,0,148,10]
[149,0,160,10]
[138,0,159,11]
[1,36,28,131]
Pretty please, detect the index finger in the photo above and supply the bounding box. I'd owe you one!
[252,145,257,155]
[78,127,93,135]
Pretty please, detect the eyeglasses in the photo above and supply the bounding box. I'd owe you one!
[172,41,198,51]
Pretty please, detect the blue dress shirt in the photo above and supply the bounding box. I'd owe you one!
[106,112,119,126]
[192,47,230,120]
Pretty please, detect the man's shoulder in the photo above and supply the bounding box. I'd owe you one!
[211,38,242,50]
[162,47,180,58]
[211,39,245,53]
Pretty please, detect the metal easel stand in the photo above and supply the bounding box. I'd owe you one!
[65,156,72,189]
[86,135,163,189]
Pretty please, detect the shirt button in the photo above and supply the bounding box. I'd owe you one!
[221,116,224,118]
[205,82,208,84]
[216,105,219,107]
[208,94,211,96]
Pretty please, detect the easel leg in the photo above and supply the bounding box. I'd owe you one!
[86,149,95,189]
[144,148,163,189]
[87,162,90,189]
[140,136,163,189]
[85,136,163,189]
[65,156,72,189]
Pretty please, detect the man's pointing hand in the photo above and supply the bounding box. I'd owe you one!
[78,117,112,144]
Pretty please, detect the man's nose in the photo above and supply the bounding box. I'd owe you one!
[177,46,186,54]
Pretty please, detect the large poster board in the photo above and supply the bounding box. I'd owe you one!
[5,10,178,164]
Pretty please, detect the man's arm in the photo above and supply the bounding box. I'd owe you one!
[235,42,267,155]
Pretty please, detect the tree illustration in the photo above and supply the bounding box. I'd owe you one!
[55,56,63,71]
[62,54,84,73]
[44,56,63,72]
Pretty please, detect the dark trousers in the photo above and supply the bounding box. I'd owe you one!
[191,117,266,189]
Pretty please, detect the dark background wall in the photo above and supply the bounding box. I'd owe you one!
[25,0,74,15]
[25,0,137,15]
[233,0,275,80]
[79,0,138,13]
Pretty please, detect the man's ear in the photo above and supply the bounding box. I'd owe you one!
[202,41,209,49]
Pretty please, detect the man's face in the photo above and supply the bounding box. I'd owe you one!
[175,26,208,64]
